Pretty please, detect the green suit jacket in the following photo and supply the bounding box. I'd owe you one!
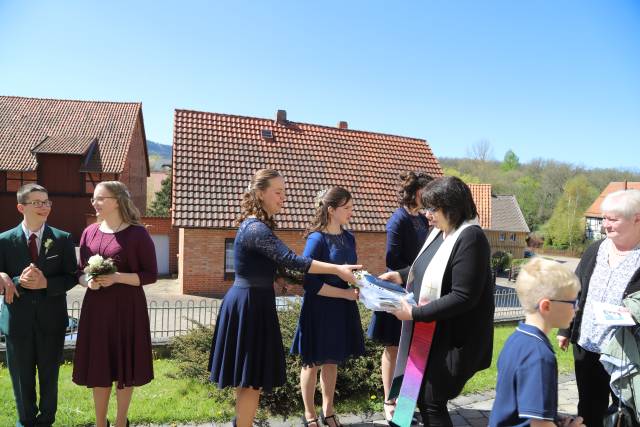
[0,223,77,337]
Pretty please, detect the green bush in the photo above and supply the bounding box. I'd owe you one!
[170,322,214,383]
[170,302,384,417]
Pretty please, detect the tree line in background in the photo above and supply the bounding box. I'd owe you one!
[146,141,640,252]
[442,140,640,250]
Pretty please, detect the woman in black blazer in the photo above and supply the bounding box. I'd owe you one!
[382,176,494,426]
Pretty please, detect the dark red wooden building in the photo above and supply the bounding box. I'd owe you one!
[0,96,150,242]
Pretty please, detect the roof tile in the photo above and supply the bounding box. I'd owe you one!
[173,109,444,231]
[0,95,141,173]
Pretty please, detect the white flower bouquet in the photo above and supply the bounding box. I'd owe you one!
[83,255,117,280]
[352,270,416,312]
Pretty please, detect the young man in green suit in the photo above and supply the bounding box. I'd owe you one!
[0,183,77,427]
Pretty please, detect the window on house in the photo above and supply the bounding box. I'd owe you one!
[224,238,235,281]
[510,233,516,241]
[6,171,37,192]
[499,233,506,241]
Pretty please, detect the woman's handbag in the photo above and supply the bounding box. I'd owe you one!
[603,328,639,427]
[603,405,636,427]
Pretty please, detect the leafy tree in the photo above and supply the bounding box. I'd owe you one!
[148,173,172,217]
[513,175,542,230]
[543,175,598,249]
[501,149,520,172]
[443,167,481,183]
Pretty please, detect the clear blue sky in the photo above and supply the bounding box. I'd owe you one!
[1,0,638,170]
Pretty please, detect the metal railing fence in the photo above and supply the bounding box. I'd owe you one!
[66,289,524,340]
[1,289,523,345]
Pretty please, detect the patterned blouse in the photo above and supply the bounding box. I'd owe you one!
[578,239,640,353]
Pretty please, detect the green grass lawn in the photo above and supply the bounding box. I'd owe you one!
[0,324,574,425]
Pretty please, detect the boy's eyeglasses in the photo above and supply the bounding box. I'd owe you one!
[23,200,53,208]
[549,299,579,310]
[425,207,437,214]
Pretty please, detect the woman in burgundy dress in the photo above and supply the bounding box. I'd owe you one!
[72,181,157,427]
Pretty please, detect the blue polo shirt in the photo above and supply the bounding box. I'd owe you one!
[489,322,558,427]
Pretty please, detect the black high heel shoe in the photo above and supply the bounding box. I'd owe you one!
[302,415,320,426]
[320,409,342,427]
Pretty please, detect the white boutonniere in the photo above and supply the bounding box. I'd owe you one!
[44,238,54,255]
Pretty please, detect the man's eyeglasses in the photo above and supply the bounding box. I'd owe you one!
[425,207,437,214]
[23,200,53,208]
[91,196,117,203]
[549,299,579,310]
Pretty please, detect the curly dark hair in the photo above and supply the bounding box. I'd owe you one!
[304,186,352,237]
[399,171,434,209]
[235,169,282,229]
[422,176,478,229]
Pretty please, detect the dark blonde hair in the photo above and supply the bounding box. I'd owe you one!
[399,172,433,209]
[236,169,282,229]
[96,181,141,225]
[304,186,352,237]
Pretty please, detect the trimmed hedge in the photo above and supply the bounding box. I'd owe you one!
[170,302,384,417]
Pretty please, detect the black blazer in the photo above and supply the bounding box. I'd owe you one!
[558,239,640,344]
[0,224,77,337]
[398,225,495,400]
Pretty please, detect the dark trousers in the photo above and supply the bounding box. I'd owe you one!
[5,330,64,427]
[417,376,452,427]
[417,399,451,427]
[574,344,618,427]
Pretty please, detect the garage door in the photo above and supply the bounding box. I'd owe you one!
[150,234,170,276]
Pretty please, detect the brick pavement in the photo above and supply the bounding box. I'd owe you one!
[140,375,578,427]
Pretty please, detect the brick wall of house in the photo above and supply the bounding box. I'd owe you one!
[119,113,148,215]
[180,228,388,297]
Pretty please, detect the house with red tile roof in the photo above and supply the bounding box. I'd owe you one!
[468,184,530,258]
[172,109,443,296]
[0,95,150,241]
[171,108,532,296]
[585,181,640,240]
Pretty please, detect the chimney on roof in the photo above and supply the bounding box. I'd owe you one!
[338,121,348,129]
[276,110,287,125]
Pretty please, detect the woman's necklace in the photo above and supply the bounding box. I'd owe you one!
[98,221,124,255]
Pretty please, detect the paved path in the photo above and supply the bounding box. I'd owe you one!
[134,375,578,426]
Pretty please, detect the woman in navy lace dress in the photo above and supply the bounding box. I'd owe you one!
[208,169,362,427]
[367,171,432,421]
[291,187,365,427]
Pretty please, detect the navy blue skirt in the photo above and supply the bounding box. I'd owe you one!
[208,286,286,392]
[367,310,401,346]
[290,293,365,366]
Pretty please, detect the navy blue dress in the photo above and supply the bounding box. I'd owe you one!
[367,207,429,346]
[290,231,365,366]
[208,218,312,392]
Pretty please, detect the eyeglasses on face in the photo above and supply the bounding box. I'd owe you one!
[549,299,579,310]
[23,200,53,208]
[425,207,437,214]
[91,196,117,203]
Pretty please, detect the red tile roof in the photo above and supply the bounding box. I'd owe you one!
[0,95,143,173]
[585,181,640,218]
[468,184,492,229]
[31,135,96,155]
[172,109,443,231]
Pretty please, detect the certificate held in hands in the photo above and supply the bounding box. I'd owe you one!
[352,270,417,312]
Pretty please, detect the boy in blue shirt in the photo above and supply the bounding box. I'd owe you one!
[489,258,585,427]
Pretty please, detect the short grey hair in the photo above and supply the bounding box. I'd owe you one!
[601,189,640,218]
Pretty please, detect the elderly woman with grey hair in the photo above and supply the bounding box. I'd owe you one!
[558,189,640,427]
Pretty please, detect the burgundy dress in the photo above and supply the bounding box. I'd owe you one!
[72,223,158,389]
